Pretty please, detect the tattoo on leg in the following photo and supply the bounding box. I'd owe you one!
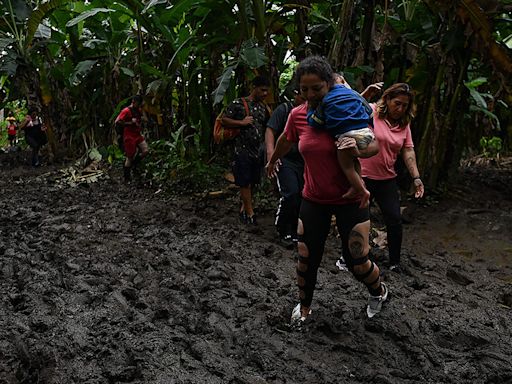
[349,230,364,258]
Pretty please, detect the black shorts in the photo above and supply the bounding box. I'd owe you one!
[232,150,261,187]
[8,134,16,141]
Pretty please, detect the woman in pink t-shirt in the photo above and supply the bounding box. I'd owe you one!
[266,56,388,323]
[358,83,424,273]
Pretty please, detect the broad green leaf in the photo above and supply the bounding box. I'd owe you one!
[464,77,487,89]
[88,148,102,162]
[142,0,167,14]
[469,105,501,131]
[240,40,268,69]
[69,60,97,85]
[26,0,68,47]
[0,38,15,50]
[468,88,487,109]
[146,79,165,96]
[12,0,31,22]
[34,24,52,39]
[212,64,236,106]
[66,8,114,28]
[120,67,135,77]
[140,63,165,78]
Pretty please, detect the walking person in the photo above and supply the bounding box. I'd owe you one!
[265,89,305,246]
[221,76,271,224]
[6,111,17,147]
[115,95,148,182]
[358,83,424,273]
[19,109,47,167]
[266,56,388,321]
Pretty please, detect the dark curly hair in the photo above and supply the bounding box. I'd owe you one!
[295,56,334,86]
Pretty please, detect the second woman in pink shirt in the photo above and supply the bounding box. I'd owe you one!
[359,83,424,273]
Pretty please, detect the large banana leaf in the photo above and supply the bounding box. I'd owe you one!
[66,8,115,28]
[239,39,268,69]
[211,64,236,106]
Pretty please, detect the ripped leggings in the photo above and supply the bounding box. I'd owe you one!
[296,199,383,308]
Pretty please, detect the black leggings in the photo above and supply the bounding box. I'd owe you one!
[364,177,402,265]
[297,199,381,308]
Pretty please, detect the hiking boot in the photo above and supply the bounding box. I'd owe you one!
[239,211,247,224]
[389,264,402,274]
[336,256,348,272]
[367,282,388,318]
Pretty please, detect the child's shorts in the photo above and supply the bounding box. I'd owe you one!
[335,127,374,149]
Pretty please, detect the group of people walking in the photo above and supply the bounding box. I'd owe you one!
[222,55,424,323]
[3,109,47,166]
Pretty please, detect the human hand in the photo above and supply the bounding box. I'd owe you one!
[336,137,358,154]
[413,178,424,198]
[241,116,254,126]
[265,159,281,178]
[362,82,383,99]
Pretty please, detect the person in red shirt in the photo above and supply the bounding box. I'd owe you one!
[6,111,17,147]
[115,95,148,181]
[266,55,388,322]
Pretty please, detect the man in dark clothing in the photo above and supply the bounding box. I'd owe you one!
[265,90,305,247]
[221,76,270,224]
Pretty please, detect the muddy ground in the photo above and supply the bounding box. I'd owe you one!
[1,150,512,384]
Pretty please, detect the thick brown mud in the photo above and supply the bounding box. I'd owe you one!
[1,151,512,384]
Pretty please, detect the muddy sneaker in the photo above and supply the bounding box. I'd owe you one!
[389,264,402,274]
[336,256,348,271]
[246,215,257,225]
[279,234,295,249]
[290,303,312,328]
[367,283,388,318]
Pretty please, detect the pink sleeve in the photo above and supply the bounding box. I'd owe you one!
[404,125,414,148]
[284,108,299,143]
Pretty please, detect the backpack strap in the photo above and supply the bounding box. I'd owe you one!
[241,97,250,117]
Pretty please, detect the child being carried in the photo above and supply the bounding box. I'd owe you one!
[307,77,374,208]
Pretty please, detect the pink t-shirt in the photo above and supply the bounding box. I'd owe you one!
[360,104,414,180]
[284,103,357,205]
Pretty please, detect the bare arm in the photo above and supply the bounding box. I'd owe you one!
[265,127,276,161]
[221,115,253,128]
[360,82,384,100]
[402,147,424,198]
[265,132,293,178]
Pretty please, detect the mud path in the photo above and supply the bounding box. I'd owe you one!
[1,153,512,384]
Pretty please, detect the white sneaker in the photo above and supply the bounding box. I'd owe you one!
[290,303,312,324]
[366,283,389,318]
[336,257,348,271]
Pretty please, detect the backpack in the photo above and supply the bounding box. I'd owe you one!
[213,97,250,144]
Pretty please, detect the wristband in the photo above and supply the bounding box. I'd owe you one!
[413,176,421,180]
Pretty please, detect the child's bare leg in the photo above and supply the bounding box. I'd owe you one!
[337,149,370,208]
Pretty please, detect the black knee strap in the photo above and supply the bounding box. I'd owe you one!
[297,255,309,264]
[296,234,304,243]
[351,254,369,266]
[296,268,308,278]
[354,260,374,282]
